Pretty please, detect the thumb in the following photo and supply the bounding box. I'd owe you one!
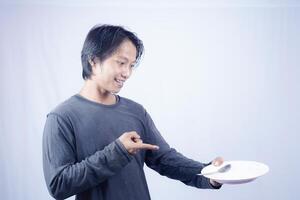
[127,131,140,140]
[212,157,224,166]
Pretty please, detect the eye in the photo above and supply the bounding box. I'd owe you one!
[116,60,125,65]
[130,64,136,68]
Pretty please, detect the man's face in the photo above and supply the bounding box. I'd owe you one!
[91,39,137,94]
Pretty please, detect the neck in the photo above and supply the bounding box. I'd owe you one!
[79,80,116,105]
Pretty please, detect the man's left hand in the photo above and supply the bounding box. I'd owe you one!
[209,156,224,187]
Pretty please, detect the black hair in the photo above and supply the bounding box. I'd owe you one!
[81,24,144,80]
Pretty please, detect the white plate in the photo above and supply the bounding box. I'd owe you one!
[199,160,269,184]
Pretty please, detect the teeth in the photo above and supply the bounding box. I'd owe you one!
[115,79,125,86]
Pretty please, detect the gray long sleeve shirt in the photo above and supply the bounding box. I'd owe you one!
[42,94,219,200]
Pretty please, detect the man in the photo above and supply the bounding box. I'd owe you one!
[43,24,223,200]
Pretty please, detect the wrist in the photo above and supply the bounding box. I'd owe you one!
[209,179,222,189]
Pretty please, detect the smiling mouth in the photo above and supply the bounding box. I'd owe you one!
[115,78,125,87]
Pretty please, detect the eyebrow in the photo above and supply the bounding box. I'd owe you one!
[116,56,136,64]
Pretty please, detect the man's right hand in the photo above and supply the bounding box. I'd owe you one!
[118,131,159,154]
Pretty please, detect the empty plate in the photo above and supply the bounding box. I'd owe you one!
[199,160,269,184]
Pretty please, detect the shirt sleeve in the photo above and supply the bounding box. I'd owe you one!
[42,113,132,199]
[143,110,220,189]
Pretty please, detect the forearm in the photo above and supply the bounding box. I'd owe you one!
[43,139,132,199]
[146,148,218,189]
[143,110,220,189]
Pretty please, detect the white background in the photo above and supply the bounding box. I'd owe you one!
[0,0,299,199]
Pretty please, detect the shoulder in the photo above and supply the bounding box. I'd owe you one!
[119,96,145,111]
[118,96,148,117]
[48,95,78,119]
[44,97,78,138]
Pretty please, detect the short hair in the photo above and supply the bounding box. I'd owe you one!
[81,24,144,80]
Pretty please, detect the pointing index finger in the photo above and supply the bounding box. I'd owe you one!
[135,143,159,151]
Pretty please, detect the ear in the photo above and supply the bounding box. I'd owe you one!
[88,59,96,68]
[89,58,102,74]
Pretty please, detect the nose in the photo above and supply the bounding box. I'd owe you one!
[121,65,132,79]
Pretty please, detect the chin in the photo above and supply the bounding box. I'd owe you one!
[111,88,121,94]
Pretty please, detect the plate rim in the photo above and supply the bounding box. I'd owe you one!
[201,160,269,182]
